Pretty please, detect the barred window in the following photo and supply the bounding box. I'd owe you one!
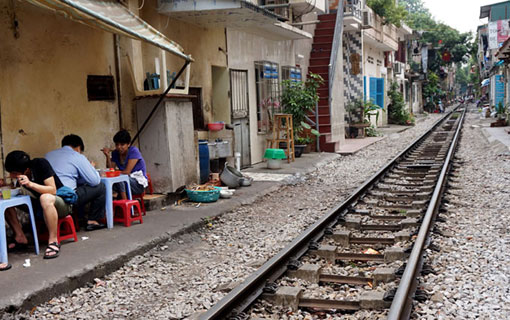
[255,61,280,133]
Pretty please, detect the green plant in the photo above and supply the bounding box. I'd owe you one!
[367,0,408,27]
[281,73,324,140]
[496,102,507,116]
[365,125,379,137]
[388,81,413,125]
[296,122,320,145]
[346,98,381,124]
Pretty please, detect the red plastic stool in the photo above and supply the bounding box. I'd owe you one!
[38,215,78,243]
[146,173,154,195]
[113,200,143,227]
[132,193,146,216]
[58,215,78,243]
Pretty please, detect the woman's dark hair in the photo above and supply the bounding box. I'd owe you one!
[113,130,131,144]
[5,150,31,173]
[62,134,85,151]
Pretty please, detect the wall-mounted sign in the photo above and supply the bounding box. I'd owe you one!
[488,20,510,49]
[350,53,360,75]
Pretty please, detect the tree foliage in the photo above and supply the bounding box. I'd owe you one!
[400,0,472,72]
[366,0,408,27]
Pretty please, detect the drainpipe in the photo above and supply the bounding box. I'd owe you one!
[113,34,123,129]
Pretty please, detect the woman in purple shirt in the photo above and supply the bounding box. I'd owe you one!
[102,130,147,199]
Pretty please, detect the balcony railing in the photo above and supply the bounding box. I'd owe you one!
[343,0,362,21]
[260,0,290,20]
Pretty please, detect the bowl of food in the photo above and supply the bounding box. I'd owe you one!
[105,170,121,178]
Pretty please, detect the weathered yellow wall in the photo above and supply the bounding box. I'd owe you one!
[132,0,227,128]
[211,66,231,122]
[0,0,119,175]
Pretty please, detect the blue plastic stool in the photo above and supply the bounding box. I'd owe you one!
[100,175,132,229]
[0,195,40,265]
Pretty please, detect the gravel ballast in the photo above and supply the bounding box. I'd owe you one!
[413,108,510,320]
[3,113,446,320]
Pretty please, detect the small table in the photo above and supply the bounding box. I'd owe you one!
[0,195,40,264]
[101,175,132,229]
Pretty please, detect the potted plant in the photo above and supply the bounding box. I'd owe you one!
[280,72,324,155]
[345,98,380,138]
[297,122,320,155]
[492,102,508,127]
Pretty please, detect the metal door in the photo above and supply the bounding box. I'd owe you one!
[229,69,251,168]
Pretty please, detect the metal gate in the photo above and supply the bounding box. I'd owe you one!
[229,69,251,168]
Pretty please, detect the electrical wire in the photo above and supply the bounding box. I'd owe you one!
[293,0,317,23]
[138,0,144,10]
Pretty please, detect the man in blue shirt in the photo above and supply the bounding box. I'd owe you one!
[46,134,106,231]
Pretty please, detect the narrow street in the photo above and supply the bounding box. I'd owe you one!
[11,115,445,319]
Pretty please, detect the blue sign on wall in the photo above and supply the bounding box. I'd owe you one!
[495,75,505,106]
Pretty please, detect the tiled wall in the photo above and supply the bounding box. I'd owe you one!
[343,30,364,121]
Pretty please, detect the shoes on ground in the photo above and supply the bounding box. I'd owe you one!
[85,223,107,231]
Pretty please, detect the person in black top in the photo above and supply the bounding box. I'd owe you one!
[3,151,71,264]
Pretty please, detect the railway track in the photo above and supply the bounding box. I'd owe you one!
[201,106,466,320]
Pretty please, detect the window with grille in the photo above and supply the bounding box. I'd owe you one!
[255,61,280,133]
[230,69,249,119]
[281,66,302,82]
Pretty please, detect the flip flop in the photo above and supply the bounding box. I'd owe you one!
[8,241,29,252]
[43,242,60,260]
[0,263,12,271]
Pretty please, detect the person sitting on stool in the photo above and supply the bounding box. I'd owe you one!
[46,134,107,231]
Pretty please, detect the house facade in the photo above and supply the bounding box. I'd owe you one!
[0,0,327,190]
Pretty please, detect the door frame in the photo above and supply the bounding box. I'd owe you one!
[229,68,251,167]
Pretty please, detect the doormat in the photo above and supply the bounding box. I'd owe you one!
[243,172,293,182]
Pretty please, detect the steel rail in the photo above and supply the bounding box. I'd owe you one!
[387,106,466,320]
[200,106,461,320]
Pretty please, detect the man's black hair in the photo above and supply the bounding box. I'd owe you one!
[62,134,85,152]
[113,130,131,144]
[5,150,31,173]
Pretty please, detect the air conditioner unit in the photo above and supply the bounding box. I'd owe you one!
[393,62,402,75]
[362,8,374,29]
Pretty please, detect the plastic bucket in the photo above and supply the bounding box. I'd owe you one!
[267,159,282,169]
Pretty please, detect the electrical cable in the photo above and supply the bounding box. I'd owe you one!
[138,0,144,10]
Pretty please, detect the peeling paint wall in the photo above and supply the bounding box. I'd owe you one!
[0,0,119,175]
[226,13,317,164]
[134,0,227,129]
[227,30,295,164]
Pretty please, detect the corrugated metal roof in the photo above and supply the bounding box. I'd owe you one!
[26,0,193,62]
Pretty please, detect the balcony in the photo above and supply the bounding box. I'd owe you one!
[363,14,398,51]
[344,0,362,24]
[157,0,312,40]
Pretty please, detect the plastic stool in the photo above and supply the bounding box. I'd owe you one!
[113,200,143,227]
[132,193,146,216]
[0,195,40,265]
[58,215,78,243]
[146,173,154,195]
[38,215,78,243]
